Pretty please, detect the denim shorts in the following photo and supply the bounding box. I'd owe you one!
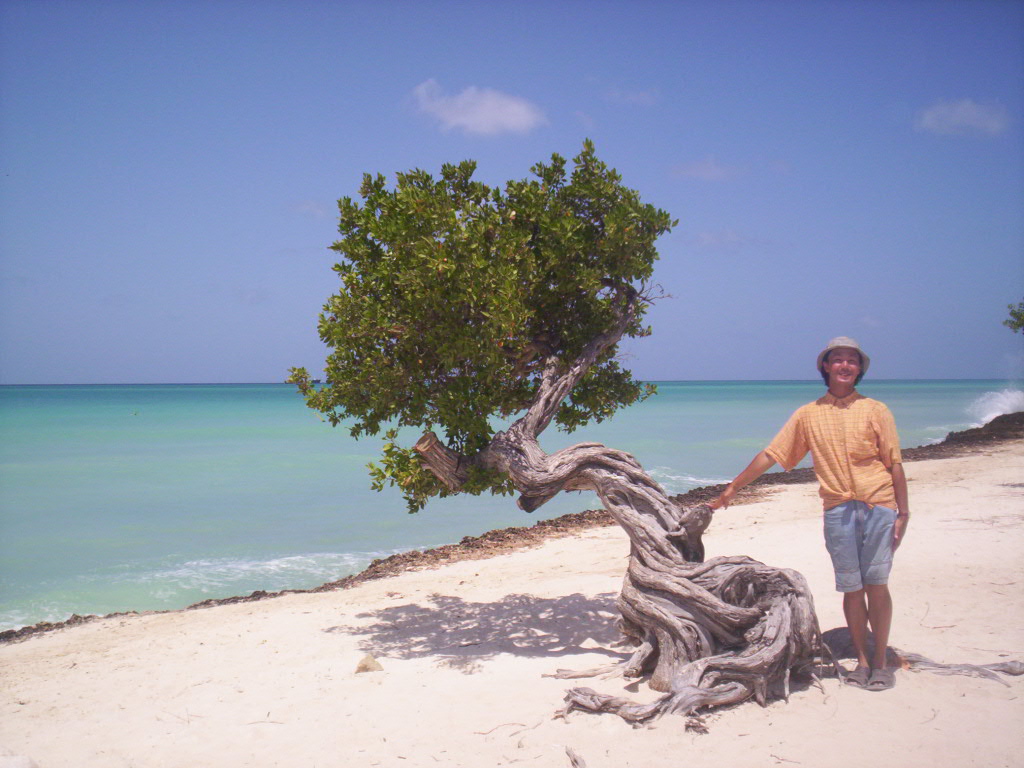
[823,501,896,592]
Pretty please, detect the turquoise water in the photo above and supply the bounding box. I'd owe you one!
[1,380,1021,631]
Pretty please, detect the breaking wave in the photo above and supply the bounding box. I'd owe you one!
[0,550,404,632]
[127,551,403,599]
[966,389,1024,427]
[649,467,729,495]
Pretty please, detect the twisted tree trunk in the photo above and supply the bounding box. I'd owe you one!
[412,287,823,725]
[416,425,821,724]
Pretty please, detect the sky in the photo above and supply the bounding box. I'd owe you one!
[1,0,1022,385]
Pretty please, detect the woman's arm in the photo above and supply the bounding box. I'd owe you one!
[891,462,909,551]
[710,450,777,509]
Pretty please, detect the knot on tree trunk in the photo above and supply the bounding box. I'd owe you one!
[414,432,471,491]
[665,501,714,562]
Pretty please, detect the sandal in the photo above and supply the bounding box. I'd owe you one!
[866,667,896,691]
[844,665,871,687]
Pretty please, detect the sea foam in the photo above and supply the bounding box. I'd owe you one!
[966,388,1024,427]
[649,467,730,495]
[130,551,403,599]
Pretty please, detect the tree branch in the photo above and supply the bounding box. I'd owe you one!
[522,284,640,438]
[414,432,471,490]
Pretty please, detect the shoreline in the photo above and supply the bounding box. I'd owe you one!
[3,411,1022,644]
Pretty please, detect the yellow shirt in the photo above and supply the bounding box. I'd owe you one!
[765,392,902,510]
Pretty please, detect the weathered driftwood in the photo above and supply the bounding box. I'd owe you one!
[414,287,822,724]
[565,746,588,768]
[896,655,1024,685]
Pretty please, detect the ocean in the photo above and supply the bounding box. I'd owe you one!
[1,380,1021,632]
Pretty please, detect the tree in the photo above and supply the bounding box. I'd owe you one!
[1005,298,1024,333]
[291,142,821,726]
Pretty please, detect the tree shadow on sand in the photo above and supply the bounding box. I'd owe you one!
[324,592,628,672]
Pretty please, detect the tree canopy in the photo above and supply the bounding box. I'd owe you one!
[290,142,675,511]
[1005,298,1024,333]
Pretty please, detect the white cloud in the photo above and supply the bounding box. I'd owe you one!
[412,79,547,136]
[859,314,883,329]
[293,200,329,219]
[915,99,1009,136]
[605,87,658,107]
[690,230,769,251]
[575,110,596,131]
[693,230,746,249]
[674,155,741,181]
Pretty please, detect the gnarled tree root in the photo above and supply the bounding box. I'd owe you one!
[555,628,1024,728]
[820,626,1024,686]
[898,653,1024,685]
[554,559,821,726]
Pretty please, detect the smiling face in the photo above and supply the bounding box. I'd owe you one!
[821,347,863,394]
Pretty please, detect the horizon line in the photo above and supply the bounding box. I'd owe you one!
[1,377,1018,387]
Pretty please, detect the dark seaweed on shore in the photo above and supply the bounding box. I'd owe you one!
[4,412,1021,644]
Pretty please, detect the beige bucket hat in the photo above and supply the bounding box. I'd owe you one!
[816,336,870,375]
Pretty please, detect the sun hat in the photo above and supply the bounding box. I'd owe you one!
[816,336,870,375]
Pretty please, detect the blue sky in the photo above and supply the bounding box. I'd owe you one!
[1,0,1022,384]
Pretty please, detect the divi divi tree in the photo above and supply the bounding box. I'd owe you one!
[290,142,821,724]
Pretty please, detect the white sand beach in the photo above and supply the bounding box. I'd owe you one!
[2,441,1022,768]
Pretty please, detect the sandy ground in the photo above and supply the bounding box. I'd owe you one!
[1,442,1022,768]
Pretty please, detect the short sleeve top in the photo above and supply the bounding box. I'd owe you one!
[765,392,902,510]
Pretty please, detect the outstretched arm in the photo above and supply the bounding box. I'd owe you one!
[710,450,777,509]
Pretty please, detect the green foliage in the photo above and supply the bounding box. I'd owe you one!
[290,141,675,511]
[1005,298,1024,333]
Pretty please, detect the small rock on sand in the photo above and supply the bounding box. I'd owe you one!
[355,654,384,673]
